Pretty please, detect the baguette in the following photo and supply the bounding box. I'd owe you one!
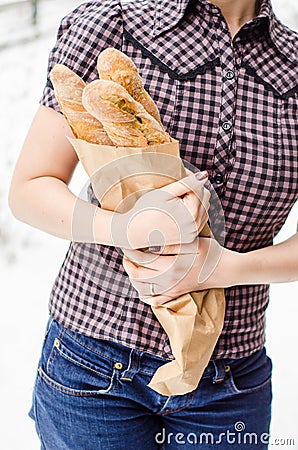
[82,79,171,147]
[50,64,113,145]
[97,48,162,125]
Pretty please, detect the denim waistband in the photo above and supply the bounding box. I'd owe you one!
[52,317,266,383]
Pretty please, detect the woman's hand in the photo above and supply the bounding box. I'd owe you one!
[123,231,298,306]
[122,237,234,306]
[111,172,210,250]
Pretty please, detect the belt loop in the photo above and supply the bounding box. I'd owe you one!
[212,359,228,384]
[120,349,142,382]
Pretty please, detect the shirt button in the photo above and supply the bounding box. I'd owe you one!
[221,121,232,132]
[225,70,235,80]
[214,173,224,185]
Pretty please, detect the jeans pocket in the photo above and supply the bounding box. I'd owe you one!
[226,350,272,395]
[38,323,118,397]
[227,369,272,395]
[28,317,55,421]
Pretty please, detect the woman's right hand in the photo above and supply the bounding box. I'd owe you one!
[111,172,210,250]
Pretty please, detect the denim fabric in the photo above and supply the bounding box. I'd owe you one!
[29,318,272,449]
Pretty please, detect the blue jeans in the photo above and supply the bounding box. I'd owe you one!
[29,317,272,449]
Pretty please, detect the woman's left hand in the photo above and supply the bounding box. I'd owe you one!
[122,238,233,306]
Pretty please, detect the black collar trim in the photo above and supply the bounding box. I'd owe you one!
[244,64,298,99]
[124,29,220,81]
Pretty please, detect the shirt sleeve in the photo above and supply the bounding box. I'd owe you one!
[40,0,123,112]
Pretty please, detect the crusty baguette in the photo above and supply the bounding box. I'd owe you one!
[82,80,171,147]
[97,48,162,125]
[50,64,113,145]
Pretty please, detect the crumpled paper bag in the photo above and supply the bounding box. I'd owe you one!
[70,137,225,396]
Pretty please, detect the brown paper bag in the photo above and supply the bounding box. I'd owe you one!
[70,137,225,396]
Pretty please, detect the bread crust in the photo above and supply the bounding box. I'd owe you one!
[82,79,171,147]
[50,64,113,145]
[97,48,162,125]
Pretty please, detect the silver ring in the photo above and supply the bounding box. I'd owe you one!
[150,283,155,296]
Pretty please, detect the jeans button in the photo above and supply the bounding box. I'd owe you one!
[214,173,224,185]
[114,362,123,370]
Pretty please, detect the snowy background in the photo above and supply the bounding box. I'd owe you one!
[0,1,298,449]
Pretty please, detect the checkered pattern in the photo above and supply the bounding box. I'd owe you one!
[40,0,298,360]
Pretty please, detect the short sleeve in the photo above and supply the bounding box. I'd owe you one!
[40,0,123,111]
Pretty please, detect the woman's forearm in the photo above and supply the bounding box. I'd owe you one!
[8,106,115,246]
[8,176,114,245]
[226,232,298,286]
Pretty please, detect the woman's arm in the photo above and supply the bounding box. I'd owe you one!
[8,105,114,245]
[226,232,298,285]
[9,105,210,248]
[122,232,298,305]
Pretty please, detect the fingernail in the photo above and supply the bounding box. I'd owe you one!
[195,171,208,180]
[148,246,161,253]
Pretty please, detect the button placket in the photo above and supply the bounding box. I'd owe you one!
[212,23,237,187]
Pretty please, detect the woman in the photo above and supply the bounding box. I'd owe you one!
[8,0,298,449]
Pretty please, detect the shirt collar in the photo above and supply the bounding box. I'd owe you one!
[153,0,296,63]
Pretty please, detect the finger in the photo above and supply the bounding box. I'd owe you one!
[149,241,199,255]
[122,248,160,266]
[130,279,161,296]
[149,244,181,255]
[181,192,201,219]
[181,192,209,235]
[201,187,211,212]
[147,294,174,306]
[183,186,210,212]
[184,167,193,176]
[160,171,208,198]
[196,210,209,234]
[122,256,158,279]
[198,190,211,222]
[138,294,173,306]
[123,249,168,270]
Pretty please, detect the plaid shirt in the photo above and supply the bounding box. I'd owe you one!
[41,0,298,360]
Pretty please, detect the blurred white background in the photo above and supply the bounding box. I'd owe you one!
[0,1,297,449]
